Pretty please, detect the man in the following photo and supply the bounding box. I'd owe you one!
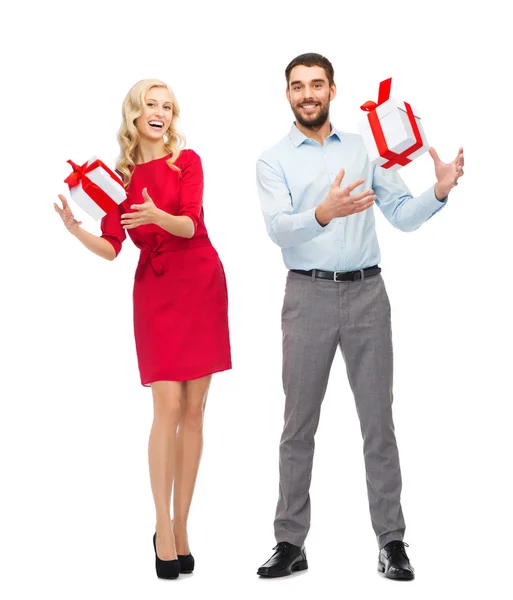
[255,53,464,581]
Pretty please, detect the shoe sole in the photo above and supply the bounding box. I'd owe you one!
[156,572,179,580]
[377,560,414,581]
[257,559,309,578]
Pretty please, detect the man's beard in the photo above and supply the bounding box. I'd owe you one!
[292,101,330,130]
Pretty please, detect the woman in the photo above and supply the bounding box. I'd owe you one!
[54,79,232,579]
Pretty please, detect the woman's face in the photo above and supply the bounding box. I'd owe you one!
[134,87,174,141]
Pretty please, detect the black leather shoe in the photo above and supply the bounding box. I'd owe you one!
[257,542,308,577]
[177,553,194,574]
[153,533,180,579]
[378,540,415,580]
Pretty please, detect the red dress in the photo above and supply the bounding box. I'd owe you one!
[100,149,232,386]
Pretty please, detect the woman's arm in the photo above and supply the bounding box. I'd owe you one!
[74,227,117,260]
[156,212,194,238]
[54,194,118,260]
[120,188,194,238]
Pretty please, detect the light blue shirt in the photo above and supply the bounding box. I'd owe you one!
[256,123,447,271]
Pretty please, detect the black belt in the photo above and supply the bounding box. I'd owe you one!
[290,265,381,282]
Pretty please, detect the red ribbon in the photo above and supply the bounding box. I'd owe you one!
[135,234,166,282]
[64,159,124,215]
[360,78,423,169]
[360,78,392,113]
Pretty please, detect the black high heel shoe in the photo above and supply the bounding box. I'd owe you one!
[153,533,180,579]
[177,553,195,574]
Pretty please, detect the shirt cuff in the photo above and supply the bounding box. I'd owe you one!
[304,206,326,233]
[421,185,448,209]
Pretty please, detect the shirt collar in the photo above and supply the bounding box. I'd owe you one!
[289,122,343,147]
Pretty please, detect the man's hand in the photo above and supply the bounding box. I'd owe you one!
[315,169,376,226]
[430,147,464,201]
[121,188,164,229]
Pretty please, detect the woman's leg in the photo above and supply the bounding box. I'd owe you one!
[173,374,212,554]
[149,380,185,560]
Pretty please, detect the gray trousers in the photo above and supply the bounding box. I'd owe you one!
[275,270,405,549]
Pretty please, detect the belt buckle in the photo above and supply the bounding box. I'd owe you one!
[333,271,340,281]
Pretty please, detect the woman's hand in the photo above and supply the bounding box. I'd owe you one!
[54,194,82,235]
[121,188,163,229]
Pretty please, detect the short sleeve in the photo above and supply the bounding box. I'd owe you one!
[100,203,126,257]
[178,149,204,235]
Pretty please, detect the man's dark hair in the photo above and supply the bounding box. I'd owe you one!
[285,53,335,88]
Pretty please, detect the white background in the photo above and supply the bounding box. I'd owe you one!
[1,0,511,598]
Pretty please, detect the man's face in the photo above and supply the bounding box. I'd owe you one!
[286,65,336,129]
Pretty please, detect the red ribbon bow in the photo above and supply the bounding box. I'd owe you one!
[64,159,124,215]
[360,78,393,113]
[135,234,166,282]
[360,78,423,169]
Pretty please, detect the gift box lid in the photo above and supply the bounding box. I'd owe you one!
[358,97,422,132]
[376,97,421,120]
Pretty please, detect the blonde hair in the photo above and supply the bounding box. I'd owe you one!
[116,79,186,187]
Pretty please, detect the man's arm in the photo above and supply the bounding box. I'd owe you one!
[373,145,464,232]
[256,158,325,248]
[372,165,448,233]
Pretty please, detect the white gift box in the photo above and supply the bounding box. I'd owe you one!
[65,156,126,220]
[357,80,429,172]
